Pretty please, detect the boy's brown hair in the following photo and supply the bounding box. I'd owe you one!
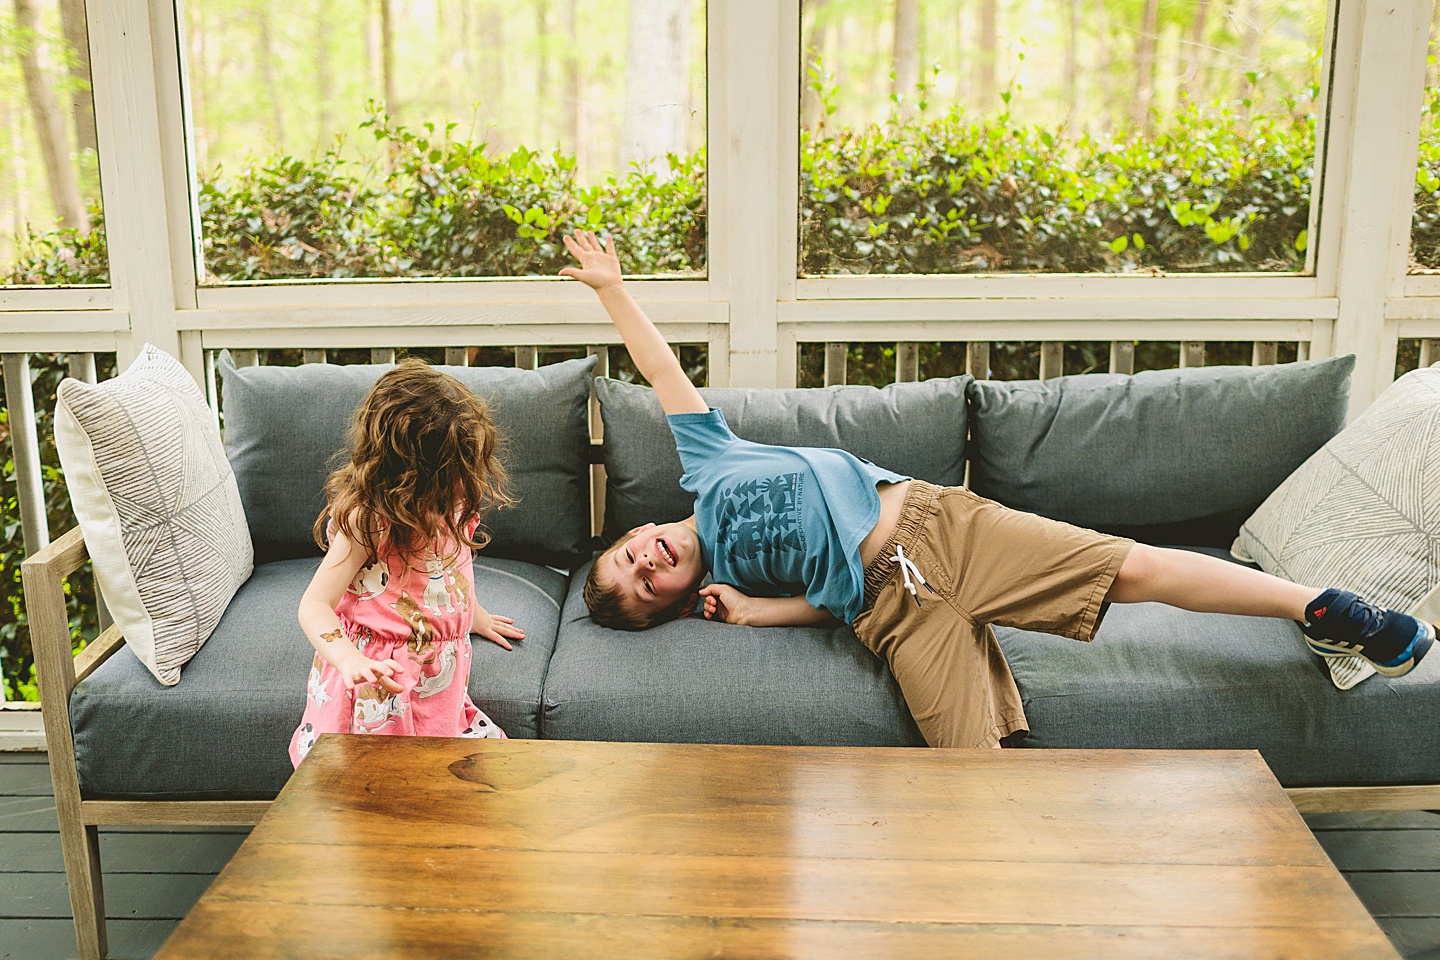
[583,540,695,630]
[314,359,513,567]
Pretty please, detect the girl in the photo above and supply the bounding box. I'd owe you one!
[288,360,524,766]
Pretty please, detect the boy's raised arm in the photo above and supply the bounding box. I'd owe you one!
[560,231,708,416]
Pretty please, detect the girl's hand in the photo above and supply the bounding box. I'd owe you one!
[472,606,524,651]
[340,654,405,693]
[699,583,757,625]
[559,231,622,291]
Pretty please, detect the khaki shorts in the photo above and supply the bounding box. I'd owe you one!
[852,481,1132,749]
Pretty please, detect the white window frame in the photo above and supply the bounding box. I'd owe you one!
[0,0,1432,413]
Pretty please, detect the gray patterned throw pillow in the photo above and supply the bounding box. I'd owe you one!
[55,344,254,686]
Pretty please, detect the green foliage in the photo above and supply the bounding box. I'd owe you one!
[0,355,107,702]
[1412,82,1440,271]
[800,86,1318,275]
[4,203,108,285]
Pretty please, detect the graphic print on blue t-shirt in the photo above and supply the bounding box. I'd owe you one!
[716,473,808,561]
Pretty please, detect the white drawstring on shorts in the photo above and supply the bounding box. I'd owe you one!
[889,543,936,607]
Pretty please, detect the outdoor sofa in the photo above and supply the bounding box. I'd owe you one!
[25,349,1440,958]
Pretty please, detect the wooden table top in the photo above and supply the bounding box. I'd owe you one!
[155,736,1399,959]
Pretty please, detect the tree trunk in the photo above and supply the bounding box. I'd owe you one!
[562,0,584,170]
[1182,0,1210,97]
[892,0,920,114]
[13,0,87,231]
[1064,0,1080,123]
[255,7,286,145]
[57,0,95,157]
[621,0,690,173]
[1094,0,1112,124]
[315,0,334,139]
[536,0,551,142]
[380,0,398,118]
[976,0,996,111]
[1132,0,1160,130]
[801,0,832,130]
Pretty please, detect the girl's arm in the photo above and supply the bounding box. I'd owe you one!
[699,583,839,628]
[471,601,525,651]
[299,529,404,692]
[560,231,708,417]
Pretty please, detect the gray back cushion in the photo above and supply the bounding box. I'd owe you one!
[966,356,1354,545]
[596,375,970,542]
[220,354,596,568]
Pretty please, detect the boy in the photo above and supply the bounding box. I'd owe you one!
[560,230,1434,749]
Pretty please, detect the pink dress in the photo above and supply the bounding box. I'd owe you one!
[289,517,506,766]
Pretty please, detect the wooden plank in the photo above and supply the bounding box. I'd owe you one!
[442,347,466,365]
[82,801,268,827]
[0,870,214,920]
[248,741,1325,868]
[1039,341,1064,380]
[1110,340,1135,374]
[301,349,327,365]
[0,794,59,832]
[4,353,51,557]
[895,341,920,382]
[203,841,1382,931]
[1420,339,1439,368]
[1346,872,1440,919]
[0,761,53,796]
[154,901,1402,960]
[72,626,125,685]
[1253,341,1279,365]
[965,341,989,380]
[1,831,249,874]
[1316,830,1440,872]
[1290,785,1440,814]
[371,348,396,364]
[1180,341,1206,368]
[1306,812,1440,831]
[229,349,258,367]
[0,919,177,960]
[1376,917,1440,957]
[514,345,538,370]
[823,342,847,386]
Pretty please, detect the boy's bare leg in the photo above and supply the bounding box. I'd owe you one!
[1105,544,1317,621]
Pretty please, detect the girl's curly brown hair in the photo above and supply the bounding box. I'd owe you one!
[313,359,513,568]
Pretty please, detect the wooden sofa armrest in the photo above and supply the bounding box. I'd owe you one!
[21,526,127,711]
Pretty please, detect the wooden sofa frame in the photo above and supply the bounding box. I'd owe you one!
[23,524,1440,959]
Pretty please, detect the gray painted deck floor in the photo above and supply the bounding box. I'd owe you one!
[0,753,1437,959]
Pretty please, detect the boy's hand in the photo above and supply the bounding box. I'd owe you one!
[559,230,622,292]
[699,583,758,625]
[340,653,405,693]
[472,605,524,651]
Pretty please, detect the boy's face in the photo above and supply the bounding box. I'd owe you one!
[607,521,705,616]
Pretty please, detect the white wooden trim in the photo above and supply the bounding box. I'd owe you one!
[0,289,113,311]
[0,312,129,334]
[1305,0,1343,284]
[195,278,715,309]
[0,709,46,752]
[181,301,729,331]
[1402,275,1440,298]
[89,0,181,368]
[198,322,719,351]
[718,0,783,387]
[774,2,800,304]
[795,275,1322,300]
[780,318,1315,341]
[779,299,1336,323]
[1326,0,1429,411]
[703,0,730,303]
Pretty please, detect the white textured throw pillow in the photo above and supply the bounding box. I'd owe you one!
[54,344,253,685]
[1234,364,1440,685]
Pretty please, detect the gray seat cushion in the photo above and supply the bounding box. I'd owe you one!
[595,375,970,542]
[543,560,925,745]
[220,355,597,568]
[70,556,566,800]
[967,357,1355,546]
[1001,549,1440,786]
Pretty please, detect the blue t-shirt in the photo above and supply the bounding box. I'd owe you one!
[668,409,907,623]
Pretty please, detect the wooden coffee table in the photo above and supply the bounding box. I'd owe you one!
[154,736,1398,959]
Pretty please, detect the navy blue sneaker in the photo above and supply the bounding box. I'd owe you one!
[1301,588,1435,678]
